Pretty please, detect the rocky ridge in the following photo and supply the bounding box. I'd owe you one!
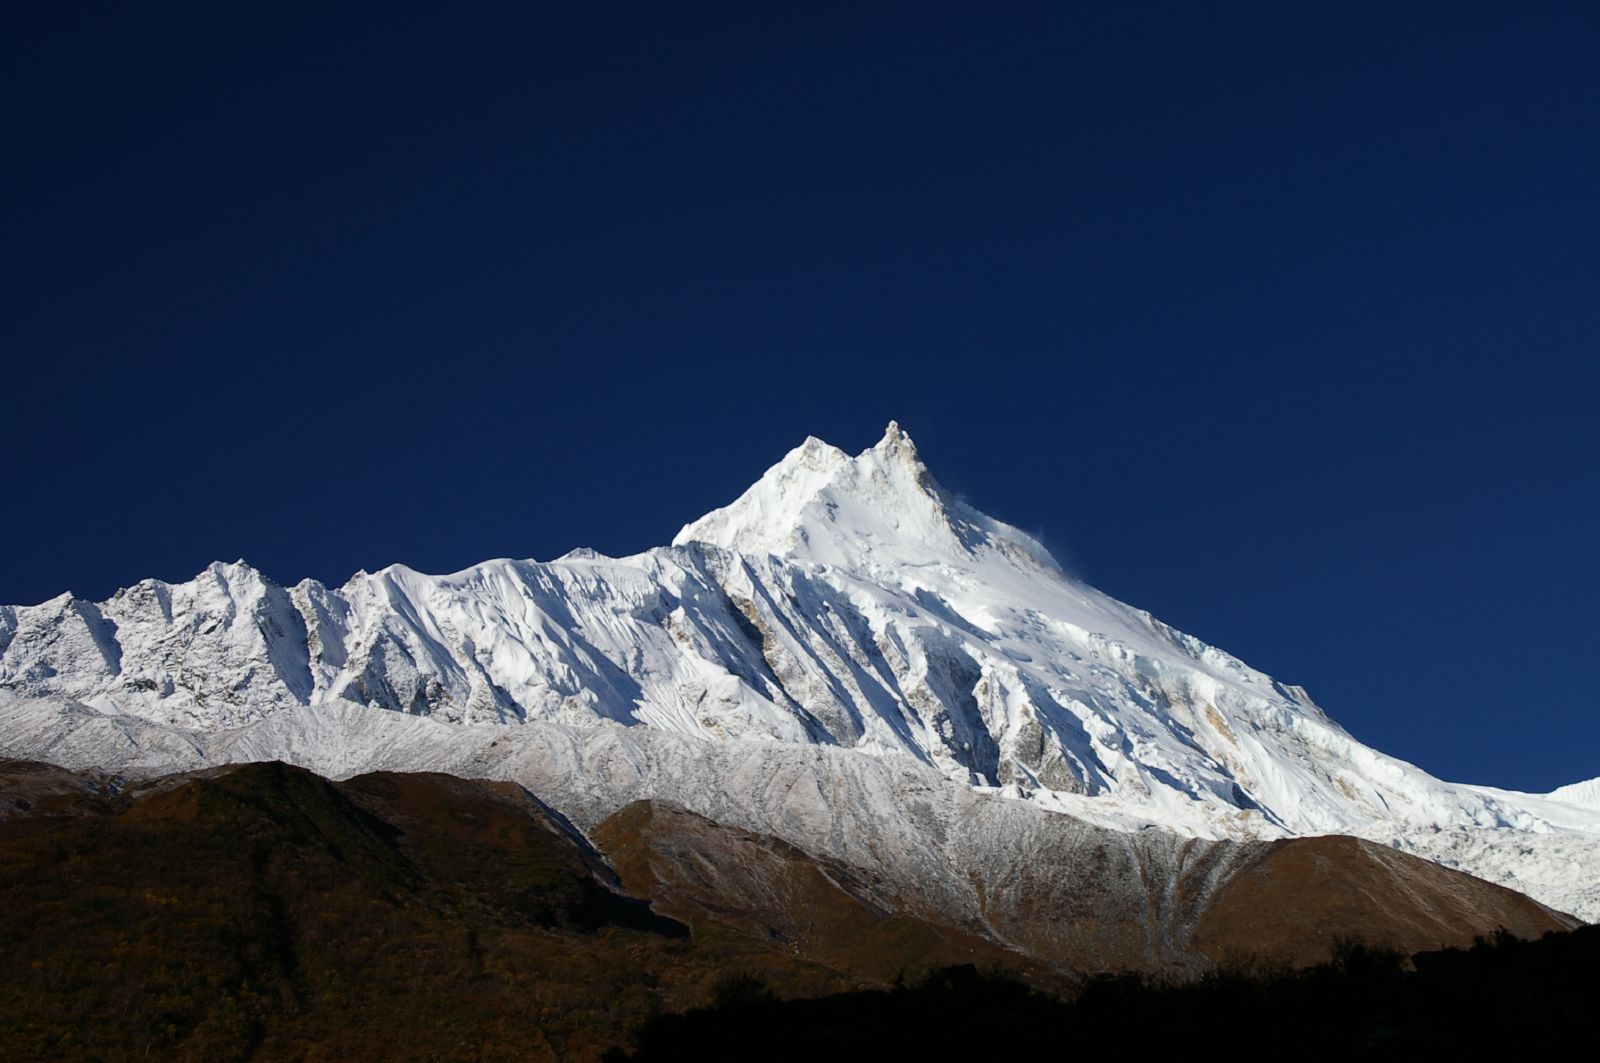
[2,424,1597,920]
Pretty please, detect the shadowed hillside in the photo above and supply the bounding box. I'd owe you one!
[0,761,859,1061]
[613,927,1600,1059]
[592,800,1056,988]
[0,760,1585,1060]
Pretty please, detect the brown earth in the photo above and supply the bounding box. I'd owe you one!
[592,800,1060,989]
[0,761,861,1061]
[597,798,1576,978]
[0,758,131,820]
[0,759,1581,1060]
[1190,833,1574,968]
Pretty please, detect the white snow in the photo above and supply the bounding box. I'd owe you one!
[1,422,1596,920]
[1547,777,1600,812]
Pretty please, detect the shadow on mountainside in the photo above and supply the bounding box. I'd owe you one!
[2,759,1593,1061]
[611,927,1600,1059]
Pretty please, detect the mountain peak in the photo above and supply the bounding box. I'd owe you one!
[672,424,1055,575]
[875,418,913,452]
[870,419,928,475]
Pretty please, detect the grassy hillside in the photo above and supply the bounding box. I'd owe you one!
[3,759,1591,1060]
[0,762,858,1060]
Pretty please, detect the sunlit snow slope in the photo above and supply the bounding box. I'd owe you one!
[2,424,1597,917]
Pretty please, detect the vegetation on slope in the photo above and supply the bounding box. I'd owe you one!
[2,759,1592,1061]
[614,927,1600,1059]
[0,762,858,1061]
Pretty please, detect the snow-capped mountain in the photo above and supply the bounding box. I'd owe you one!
[2,423,1597,918]
[1548,778,1600,812]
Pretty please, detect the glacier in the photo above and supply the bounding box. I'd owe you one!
[2,422,1596,920]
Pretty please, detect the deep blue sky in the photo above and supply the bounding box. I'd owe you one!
[5,3,1597,791]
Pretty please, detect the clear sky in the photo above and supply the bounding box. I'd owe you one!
[4,3,1597,791]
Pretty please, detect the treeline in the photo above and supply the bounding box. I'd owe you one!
[612,924,1600,1059]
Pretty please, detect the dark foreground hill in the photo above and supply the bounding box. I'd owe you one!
[0,759,1029,1061]
[0,759,1584,1060]
[615,926,1600,1059]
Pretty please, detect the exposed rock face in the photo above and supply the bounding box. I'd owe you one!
[3,759,1575,995]
[3,424,1598,922]
[592,801,1044,983]
[597,798,1575,976]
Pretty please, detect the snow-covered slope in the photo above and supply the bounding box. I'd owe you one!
[2,423,1597,918]
[1548,778,1600,812]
